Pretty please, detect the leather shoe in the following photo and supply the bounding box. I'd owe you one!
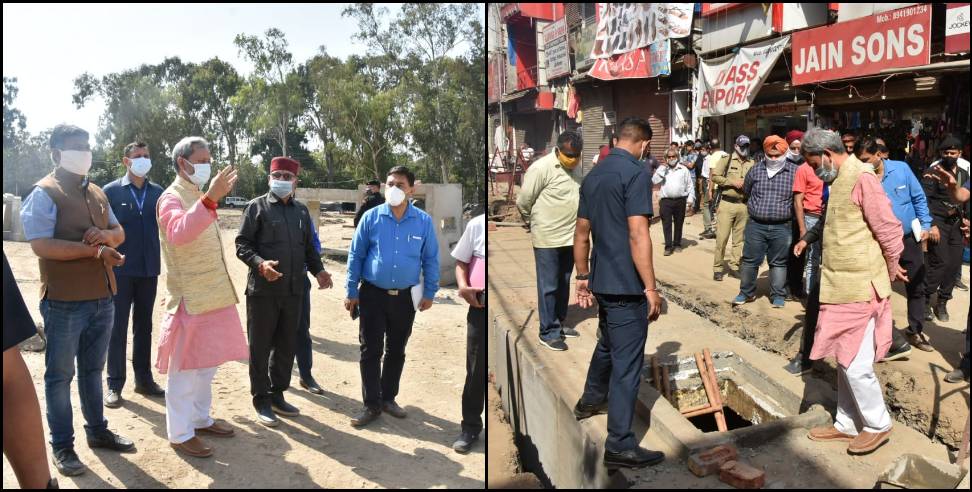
[87,429,135,452]
[52,447,85,476]
[270,393,300,417]
[847,428,891,454]
[944,368,970,383]
[382,401,408,419]
[170,436,213,458]
[104,389,122,408]
[807,426,856,442]
[906,331,934,352]
[603,446,665,470]
[351,406,381,428]
[195,419,235,437]
[133,381,165,397]
[299,377,325,395]
[573,399,608,420]
[452,431,479,454]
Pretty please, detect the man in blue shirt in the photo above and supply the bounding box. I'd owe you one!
[865,138,933,352]
[101,142,166,407]
[294,226,325,394]
[345,166,439,428]
[572,117,665,470]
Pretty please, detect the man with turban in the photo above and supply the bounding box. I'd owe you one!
[731,135,799,308]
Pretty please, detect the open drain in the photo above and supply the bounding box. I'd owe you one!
[646,351,797,433]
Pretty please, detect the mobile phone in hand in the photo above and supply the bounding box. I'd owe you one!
[351,304,360,320]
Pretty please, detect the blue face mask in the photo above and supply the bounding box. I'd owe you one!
[270,179,293,198]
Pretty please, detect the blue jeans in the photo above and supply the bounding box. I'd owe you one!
[739,220,792,300]
[41,297,114,450]
[534,247,574,342]
[295,274,313,380]
[580,293,649,452]
[802,215,821,296]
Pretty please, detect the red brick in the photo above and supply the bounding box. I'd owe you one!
[719,460,765,489]
[488,221,498,232]
[687,444,739,477]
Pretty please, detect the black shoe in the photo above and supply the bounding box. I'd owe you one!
[270,393,300,417]
[382,400,408,419]
[86,429,135,452]
[133,381,165,397]
[881,343,912,362]
[52,447,85,476]
[539,337,568,351]
[452,431,480,454]
[954,278,969,291]
[933,301,949,323]
[573,399,609,420]
[664,247,673,256]
[924,302,934,321]
[103,389,122,408]
[784,355,812,376]
[603,447,665,470]
[561,326,580,338]
[299,377,325,395]
[254,399,279,427]
[714,272,724,281]
[944,368,970,383]
[351,406,381,428]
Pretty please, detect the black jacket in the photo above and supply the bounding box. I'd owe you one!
[354,191,385,227]
[236,193,324,296]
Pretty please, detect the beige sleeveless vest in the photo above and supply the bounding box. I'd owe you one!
[819,156,892,304]
[157,176,239,314]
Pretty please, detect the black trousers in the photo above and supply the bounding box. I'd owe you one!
[898,235,927,334]
[461,306,486,435]
[246,294,302,402]
[359,282,416,410]
[787,219,804,298]
[659,196,687,249]
[107,275,158,391]
[925,217,963,303]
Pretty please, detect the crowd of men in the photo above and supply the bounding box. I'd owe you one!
[515,117,969,471]
[3,123,486,486]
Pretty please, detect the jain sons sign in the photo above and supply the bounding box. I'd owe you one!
[792,5,931,85]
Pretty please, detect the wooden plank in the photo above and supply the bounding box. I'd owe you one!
[651,356,661,393]
[661,364,672,405]
[703,349,728,432]
[695,352,727,432]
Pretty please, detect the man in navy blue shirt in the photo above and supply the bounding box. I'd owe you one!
[101,142,166,406]
[571,117,665,470]
[345,166,439,428]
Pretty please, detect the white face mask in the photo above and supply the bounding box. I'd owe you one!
[269,179,293,198]
[129,157,152,178]
[385,184,406,207]
[57,150,93,176]
[184,160,211,187]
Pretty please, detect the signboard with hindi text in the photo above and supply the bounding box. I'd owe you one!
[791,4,931,85]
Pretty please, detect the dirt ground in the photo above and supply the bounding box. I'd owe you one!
[2,210,484,489]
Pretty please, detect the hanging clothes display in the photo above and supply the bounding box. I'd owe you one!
[567,83,580,119]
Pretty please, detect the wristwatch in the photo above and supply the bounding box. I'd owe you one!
[575,273,589,280]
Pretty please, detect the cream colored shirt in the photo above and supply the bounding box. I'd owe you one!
[516,151,581,248]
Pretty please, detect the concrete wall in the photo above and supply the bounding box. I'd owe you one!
[295,188,360,209]
[3,194,26,241]
[413,183,463,286]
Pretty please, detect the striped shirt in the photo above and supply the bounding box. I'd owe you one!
[743,160,798,222]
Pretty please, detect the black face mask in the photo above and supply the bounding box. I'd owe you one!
[941,156,958,171]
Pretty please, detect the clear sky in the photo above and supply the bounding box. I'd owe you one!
[3,3,482,142]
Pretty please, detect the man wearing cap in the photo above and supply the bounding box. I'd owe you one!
[236,156,333,427]
[354,179,385,227]
[921,136,970,323]
[732,135,798,308]
[710,135,755,280]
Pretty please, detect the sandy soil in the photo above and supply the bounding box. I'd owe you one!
[1,211,484,489]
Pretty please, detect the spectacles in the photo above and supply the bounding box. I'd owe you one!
[270,172,295,180]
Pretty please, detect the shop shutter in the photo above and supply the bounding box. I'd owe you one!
[612,80,671,163]
[577,84,612,177]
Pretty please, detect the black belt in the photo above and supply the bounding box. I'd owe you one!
[751,217,791,225]
[720,195,743,204]
[362,280,414,296]
[804,212,822,218]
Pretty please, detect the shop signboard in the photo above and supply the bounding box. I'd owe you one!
[946,3,970,54]
[588,40,671,81]
[543,18,570,79]
[589,3,692,59]
[792,4,931,85]
[697,36,789,117]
